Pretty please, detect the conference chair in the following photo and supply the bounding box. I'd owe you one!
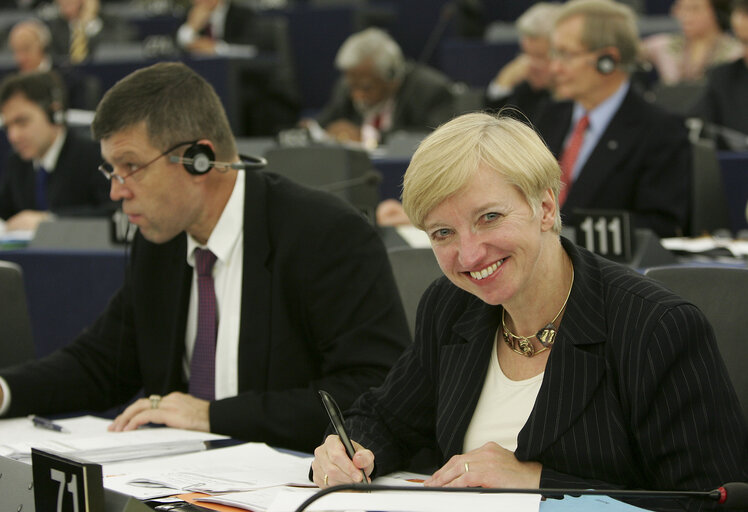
[0,260,35,369]
[689,138,731,236]
[644,266,748,422]
[263,145,382,224]
[387,246,443,339]
[646,80,707,116]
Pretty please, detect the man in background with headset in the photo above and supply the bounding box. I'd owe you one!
[0,70,110,231]
[533,0,692,238]
[0,62,410,453]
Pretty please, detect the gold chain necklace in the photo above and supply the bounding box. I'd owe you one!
[501,265,574,357]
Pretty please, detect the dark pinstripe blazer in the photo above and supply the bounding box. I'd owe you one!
[346,238,747,511]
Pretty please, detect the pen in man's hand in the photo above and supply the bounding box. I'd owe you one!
[318,390,368,483]
[29,415,70,433]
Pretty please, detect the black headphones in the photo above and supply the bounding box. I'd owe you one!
[596,54,617,75]
[44,84,65,125]
[170,142,267,175]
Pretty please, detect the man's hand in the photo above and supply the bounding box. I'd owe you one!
[108,391,210,432]
[424,442,542,489]
[311,434,373,488]
[6,210,52,232]
[325,120,362,143]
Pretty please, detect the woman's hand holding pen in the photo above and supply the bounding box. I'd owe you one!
[312,434,374,488]
[108,391,210,433]
[424,441,542,489]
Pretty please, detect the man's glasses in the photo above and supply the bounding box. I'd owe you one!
[98,140,196,184]
[549,48,594,63]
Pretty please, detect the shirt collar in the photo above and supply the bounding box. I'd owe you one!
[36,128,67,172]
[572,81,630,134]
[187,170,244,267]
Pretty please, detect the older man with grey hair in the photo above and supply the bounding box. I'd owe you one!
[314,27,457,148]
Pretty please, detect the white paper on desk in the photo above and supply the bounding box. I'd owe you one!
[0,415,226,463]
[265,486,541,512]
[103,442,314,500]
[197,472,429,511]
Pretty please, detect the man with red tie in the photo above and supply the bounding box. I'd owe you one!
[534,0,692,238]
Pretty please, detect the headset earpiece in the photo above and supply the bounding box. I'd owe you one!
[181,143,215,174]
[596,54,617,75]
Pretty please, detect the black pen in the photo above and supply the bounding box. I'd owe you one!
[29,415,70,433]
[318,390,368,483]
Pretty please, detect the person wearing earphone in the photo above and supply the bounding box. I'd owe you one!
[0,70,112,232]
[0,62,410,453]
[533,0,692,238]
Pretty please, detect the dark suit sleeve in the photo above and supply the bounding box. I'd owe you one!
[540,303,748,512]
[634,119,691,237]
[315,78,358,128]
[1,273,142,417]
[209,207,410,452]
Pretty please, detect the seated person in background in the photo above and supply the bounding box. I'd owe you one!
[0,62,411,454]
[642,0,742,85]
[485,2,561,123]
[310,28,457,148]
[690,0,748,148]
[5,18,101,110]
[46,0,103,64]
[176,0,300,136]
[176,0,257,55]
[534,0,691,238]
[8,19,53,74]
[0,71,111,231]
[312,112,748,511]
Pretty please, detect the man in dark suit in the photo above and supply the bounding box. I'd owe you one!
[0,70,111,230]
[534,0,692,238]
[0,62,410,453]
[176,0,300,136]
[311,28,457,148]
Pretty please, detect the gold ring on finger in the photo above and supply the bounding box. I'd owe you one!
[149,394,161,409]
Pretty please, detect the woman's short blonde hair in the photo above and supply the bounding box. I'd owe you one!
[402,112,562,234]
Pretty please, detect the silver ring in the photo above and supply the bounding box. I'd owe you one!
[324,474,329,486]
[464,462,469,473]
[149,394,161,409]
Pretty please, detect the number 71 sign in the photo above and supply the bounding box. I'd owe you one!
[32,448,104,512]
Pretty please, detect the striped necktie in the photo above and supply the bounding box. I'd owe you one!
[69,23,88,64]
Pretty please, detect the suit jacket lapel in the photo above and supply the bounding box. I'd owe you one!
[516,239,608,460]
[236,170,273,391]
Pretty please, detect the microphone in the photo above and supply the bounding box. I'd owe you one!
[317,170,382,193]
[686,118,748,150]
[293,482,748,512]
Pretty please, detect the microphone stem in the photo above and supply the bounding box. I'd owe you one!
[293,484,722,512]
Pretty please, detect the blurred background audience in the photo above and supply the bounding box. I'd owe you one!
[642,0,742,84]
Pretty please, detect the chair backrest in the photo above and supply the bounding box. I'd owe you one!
[387,247,443,339]
[647,80,707,116]
[0,261,35,369]
[644,266,748,421]
[689,139,730,236]
[263,145,381,224]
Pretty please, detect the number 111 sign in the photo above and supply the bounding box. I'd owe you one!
[571,210,633,263]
